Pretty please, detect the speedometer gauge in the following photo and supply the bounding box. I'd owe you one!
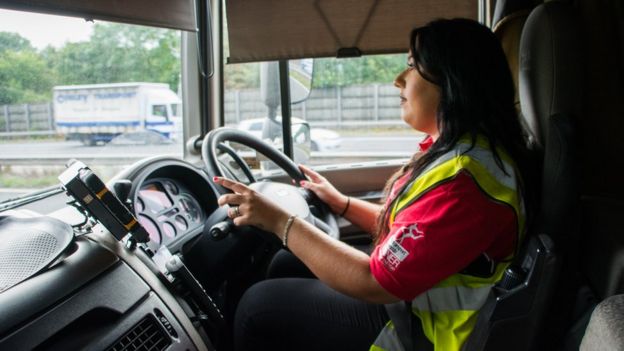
[135,197,145,212]
[138,214,161,250]
[163,180,179,195]
[175,215,188,230]
[180,195,201,223]
[163,222,176,238]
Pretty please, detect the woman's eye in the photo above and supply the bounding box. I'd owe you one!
[406,61,416,69]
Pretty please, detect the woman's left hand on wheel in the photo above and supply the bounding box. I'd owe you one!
[213,176,290,234]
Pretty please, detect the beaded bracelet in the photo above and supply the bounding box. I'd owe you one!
[282,214,297,247]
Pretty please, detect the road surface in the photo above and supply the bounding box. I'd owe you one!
[0,135,423,159]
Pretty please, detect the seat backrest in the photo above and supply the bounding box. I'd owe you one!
[518,0,582,241]
[520,1,585,347]
[464,2,583,350]
[580,294,624,350]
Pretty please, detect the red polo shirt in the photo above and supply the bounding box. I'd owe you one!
[370,136,518,301]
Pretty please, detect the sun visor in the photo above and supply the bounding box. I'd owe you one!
[0,0,197,31]
[226,0,478,63]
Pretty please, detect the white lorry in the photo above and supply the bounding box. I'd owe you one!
[53,82,182,145]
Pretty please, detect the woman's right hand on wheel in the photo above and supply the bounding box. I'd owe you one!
[298,164,349,215]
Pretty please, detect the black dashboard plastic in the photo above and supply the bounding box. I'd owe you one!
[0,237,118,338]
[0,157,249,351]
[0,236,199,350]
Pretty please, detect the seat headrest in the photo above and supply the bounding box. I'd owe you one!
[492,0,534,110]
[492,0,535,29]
[519,2,583,148]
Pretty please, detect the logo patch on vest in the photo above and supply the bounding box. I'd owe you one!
[380,223,423,271]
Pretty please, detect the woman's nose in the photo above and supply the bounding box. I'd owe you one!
[394,69,407,88]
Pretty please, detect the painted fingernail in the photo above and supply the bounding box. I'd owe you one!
[299,180,307,187]
[213,176,219,182]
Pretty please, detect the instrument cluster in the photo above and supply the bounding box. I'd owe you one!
[134,178,204,251]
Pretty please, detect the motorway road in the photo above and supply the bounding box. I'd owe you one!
[0,135,423,159]
[0,135,423,203]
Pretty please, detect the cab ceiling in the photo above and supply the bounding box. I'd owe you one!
[0,0,196,31]
[0,0,478,63]
[226,0,478,63]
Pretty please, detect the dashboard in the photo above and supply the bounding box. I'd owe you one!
[117,158,220,255]
[135,178,205,252]
[0,154,338,351]
[0,158,225,351]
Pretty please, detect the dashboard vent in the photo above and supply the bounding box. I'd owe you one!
[107,315,171,351]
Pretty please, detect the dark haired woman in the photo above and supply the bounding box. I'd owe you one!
[214,17,533,351]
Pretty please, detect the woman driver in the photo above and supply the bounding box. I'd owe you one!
[214,18,533,351]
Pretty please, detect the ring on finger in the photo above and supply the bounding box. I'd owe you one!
[232,205,241,218]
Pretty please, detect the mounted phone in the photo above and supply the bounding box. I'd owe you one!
[59,160,149,243]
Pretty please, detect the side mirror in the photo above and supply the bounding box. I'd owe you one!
[260,59,314,113]
[288,59,313,104]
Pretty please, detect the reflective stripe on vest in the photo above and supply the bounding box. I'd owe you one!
[370,323,404,351]
[371,136,525,351]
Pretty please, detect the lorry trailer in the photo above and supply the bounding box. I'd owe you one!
[53,82,182,145]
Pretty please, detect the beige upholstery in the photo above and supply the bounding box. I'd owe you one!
[225,0,478,63]
[493,10,531,108]
[580,294,624,351]
[0,0,196,31]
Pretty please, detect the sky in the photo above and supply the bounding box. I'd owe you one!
[0,9,94,49]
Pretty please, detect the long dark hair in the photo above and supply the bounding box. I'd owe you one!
[375,18,534,243]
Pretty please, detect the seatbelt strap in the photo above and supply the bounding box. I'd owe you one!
[385,301,433,351]
[461,290,497,351]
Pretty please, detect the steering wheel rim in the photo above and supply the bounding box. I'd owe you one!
[202,127,306,193]
[201,127,339,239]
[216,142,256,184]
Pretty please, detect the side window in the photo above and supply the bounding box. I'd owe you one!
[223,55,425,167]
[303,55,424,166]
[222,10,420,170]
[152,105,168,118]
[0,10,183,195]
[171,103,181,117]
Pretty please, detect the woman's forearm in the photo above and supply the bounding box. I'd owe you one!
[285,217,398,304]
[342,196,383,233]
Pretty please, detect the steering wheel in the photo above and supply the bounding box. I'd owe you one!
[201,127,339,239]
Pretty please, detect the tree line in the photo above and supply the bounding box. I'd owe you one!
[1,22,407,106]
[0,23,180,105]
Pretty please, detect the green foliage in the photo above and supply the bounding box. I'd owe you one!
[0,31,33,53]
[47,23,181,91]
[1,23,182,105]
[0,50,53,104]
[1,21,405,104]
[224,63,260,89]
[0,173,59,188]
[313,54,407,87]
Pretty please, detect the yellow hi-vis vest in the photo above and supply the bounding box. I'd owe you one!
[370,136,525,351]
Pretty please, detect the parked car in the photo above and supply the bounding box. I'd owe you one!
[237,117,341,151]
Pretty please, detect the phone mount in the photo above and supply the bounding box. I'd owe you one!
[59,159,149,244]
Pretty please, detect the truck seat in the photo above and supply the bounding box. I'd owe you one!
[463,2,583,349]
[580,294,624,350]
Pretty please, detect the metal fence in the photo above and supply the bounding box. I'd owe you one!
[0,83,403,138]
[0,103,56,137]
[225,83,402,128]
